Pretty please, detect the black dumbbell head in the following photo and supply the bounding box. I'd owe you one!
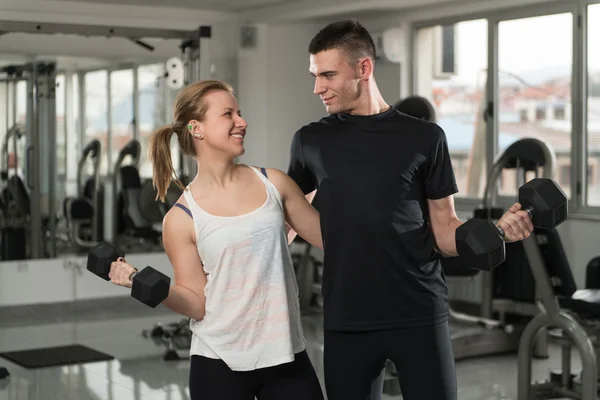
[87,242,120,281]
[519,178,568,230]
[456,218,506,272]
[131,267,171,308]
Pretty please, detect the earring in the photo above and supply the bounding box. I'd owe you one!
[193,133,203,139]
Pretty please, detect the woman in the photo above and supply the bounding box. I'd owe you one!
[108,80,324,399]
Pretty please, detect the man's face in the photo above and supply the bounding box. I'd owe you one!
[309,49,362,115]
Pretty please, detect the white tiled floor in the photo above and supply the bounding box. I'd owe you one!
[0,304,586,400]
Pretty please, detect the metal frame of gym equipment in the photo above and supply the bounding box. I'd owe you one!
[514,158,599,398]
[112,138,142,250]
[63,139,103,249]
[449,137,554,361]
[0,62,58,259]
[111,138,163,252]
[0,20,211,258]
[0,123,28,253]
[517,243,598,399]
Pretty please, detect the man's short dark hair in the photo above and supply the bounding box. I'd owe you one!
[308,19,376,65]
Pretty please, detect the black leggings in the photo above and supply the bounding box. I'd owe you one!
[324,321,457,400]
[189,350,324,400]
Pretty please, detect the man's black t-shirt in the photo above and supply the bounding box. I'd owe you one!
[287,108,458,331]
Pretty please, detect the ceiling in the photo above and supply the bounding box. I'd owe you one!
[48,0,304,12]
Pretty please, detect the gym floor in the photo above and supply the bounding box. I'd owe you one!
[0,300,583,400]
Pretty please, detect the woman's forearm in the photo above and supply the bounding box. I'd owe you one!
[162,285,206,321]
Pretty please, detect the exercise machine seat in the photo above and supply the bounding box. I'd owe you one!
[66,198,94,220]
[558,290,600,318]
[6,175,30,216]
[526,228,600,318]
[118,165,161,240]
[63,177,105,242]
[393,96,437,122]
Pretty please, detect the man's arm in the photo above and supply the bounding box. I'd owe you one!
[286,190,317,244]
[427,195,463,257]
[267,169,321,248]
[286,129,318,244]
[428,195,535,257]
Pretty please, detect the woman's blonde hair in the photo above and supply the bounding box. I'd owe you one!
[148,80,234,201]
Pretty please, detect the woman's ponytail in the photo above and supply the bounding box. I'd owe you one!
[148,125,185,202]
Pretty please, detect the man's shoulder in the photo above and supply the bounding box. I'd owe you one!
[393,111,438,130]
[295,115,339,137]
[391,112,445,144]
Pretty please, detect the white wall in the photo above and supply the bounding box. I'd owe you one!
[0,252,172,306]
[205,22,240,90]
[237,22,328,171]
[374,61,402,105]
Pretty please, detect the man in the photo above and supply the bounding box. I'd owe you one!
[286,19,533,400]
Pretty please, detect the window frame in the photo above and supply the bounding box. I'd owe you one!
[410,0,600,221]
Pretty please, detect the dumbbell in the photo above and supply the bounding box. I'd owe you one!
[456,218,505,272]
[87,242,171,308]
[456,178,567,271]
[518,177,568,229]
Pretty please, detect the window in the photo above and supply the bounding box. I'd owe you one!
[65,73,80,197]
[415,19,488,198]
[84,70,108,175]
[137,64,166,178]
[55,74,67,209]
[12,81,27,176]
[56,74,66,177]
[555,104,566,120]
[496,13,573,198]
[1,80,25,176]
[536,106,546,121]
[110,69,134,169]
[588,4,600,206]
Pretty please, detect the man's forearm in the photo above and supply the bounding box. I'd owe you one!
[287,190,316,245]
[435,218,464,257]
[162,285,206,321]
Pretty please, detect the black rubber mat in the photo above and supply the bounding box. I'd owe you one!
[0,344,114,369]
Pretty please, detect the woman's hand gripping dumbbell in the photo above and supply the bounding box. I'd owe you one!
[108,257,138,288]
[87,242,171,308]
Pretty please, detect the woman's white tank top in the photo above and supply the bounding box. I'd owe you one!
[181,165,306,371]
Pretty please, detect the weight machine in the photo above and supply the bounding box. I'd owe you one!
[0,123,28,260]
[0,62,58,259]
